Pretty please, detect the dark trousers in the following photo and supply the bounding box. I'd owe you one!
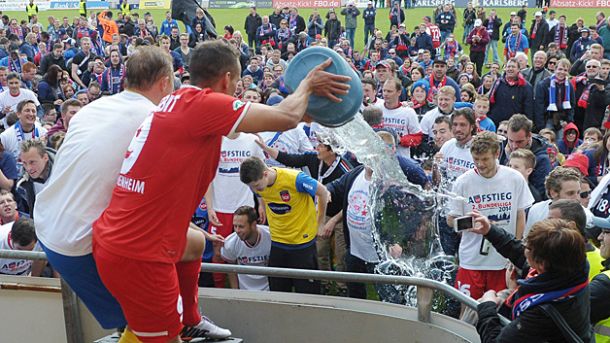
[470,50,486,76]
[246,34,256,49]
[268,243,320,294]
[344,252,377,299]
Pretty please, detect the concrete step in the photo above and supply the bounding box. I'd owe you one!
[94,333,243,342]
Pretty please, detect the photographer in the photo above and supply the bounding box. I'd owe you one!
[340,1,360,50]
[583,76,610,130]
[466,19,490,76]
[470,214,592,342]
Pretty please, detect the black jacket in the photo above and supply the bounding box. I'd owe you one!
[488,77,534,125]
[39,54,67,75]
[15,148,55,218]
[483,17,502,41]
[529,19,549,51]
[533,76,576,132]
[499,135,551,197]
[584,84,610,130]
[324,18,342,42]
[244,13,262,35]
[477,225,592,343]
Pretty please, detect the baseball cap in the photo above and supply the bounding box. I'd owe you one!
[62,38,75,45]
[592,215,610,230]
[474,19,482,27]
[535,11,542,17]
[580,27,590,33]
[510,11,517,16]
[418,49,425,54]
[399,23,406,28]
[376,60,391,69]
[368,0,372,3]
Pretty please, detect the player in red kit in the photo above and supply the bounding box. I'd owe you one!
[92,40,350,343]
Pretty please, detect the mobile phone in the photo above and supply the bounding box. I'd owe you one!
[479,237,492,255]
[454,215,474,232]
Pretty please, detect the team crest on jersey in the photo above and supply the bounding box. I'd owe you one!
[232,100,245,111]
[280,190,290,202]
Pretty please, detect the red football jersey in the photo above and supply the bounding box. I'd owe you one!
[93,86,249,263]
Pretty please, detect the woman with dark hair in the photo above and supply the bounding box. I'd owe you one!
[472,215,591,342]
[223,25,234,40]
[585,130,610,186]
[37,64,63,106]
[191,23,206,46]
[101,49,125,95]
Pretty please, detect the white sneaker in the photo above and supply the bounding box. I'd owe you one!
[181,316,232,341]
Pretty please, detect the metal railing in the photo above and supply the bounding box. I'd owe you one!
[0,249,510,340]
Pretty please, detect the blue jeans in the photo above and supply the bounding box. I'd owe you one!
[346,28,356,49]
[463,24,473,43]
[484,39,500,64]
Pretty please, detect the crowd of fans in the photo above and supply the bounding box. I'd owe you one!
[0,1,607,342]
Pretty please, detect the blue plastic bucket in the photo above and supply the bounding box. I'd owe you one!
[284,47,363,128]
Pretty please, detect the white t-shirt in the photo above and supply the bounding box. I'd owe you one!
[439,138,475,183]
[0,88,39,112]
[259,127,313,167]
[420,107,452,138]
[221,225,271,291]
[212,133,265,213]
[525,199,594,237]
[381,102,421,158]
[34,91,157,256]
[449,165,534,270]
[0,222,42,275]
[0,121,47,162]
[346,171,379,263]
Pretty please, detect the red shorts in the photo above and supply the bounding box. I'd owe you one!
[210,211,234,239]
[455,267,507,300]
[94,243,182,343]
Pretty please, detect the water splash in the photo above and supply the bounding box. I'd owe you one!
[326,115,459,308]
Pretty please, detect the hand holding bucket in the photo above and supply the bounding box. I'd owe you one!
[285,47,363,127]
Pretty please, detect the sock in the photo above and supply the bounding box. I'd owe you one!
[176,260,202,327]
[117,328,142,343]
[212,255,227,288]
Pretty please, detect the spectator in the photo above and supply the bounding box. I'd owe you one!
[307,10,323,39]
[362,1,375,46]
[472,216,592,342]
[46,99,80,141]
[571,28,595,61]
[0,72,39,116]
[504,23,529,60]
[529,11,549,58]
[39,43,66,76]
[467,19,490,76]
[488,58,534,125]
[36,64,62,106]
[525,167,582,235]
[499,114,551,197]
[436,4,456,43]
[0,217,43,276]
[340,2,360,49]
[256,16,276,50]
[70,36,96,89]
[159,11,178,37]
[482,10,502,65]
[16,139,53,217]
[420,86,456,139]
[508,148,544,203]
[548,15,569,55]
[521,50,551,92]
[220,206,271,291]
[534,58,575,136]
[244,6,262,49]
[462,2,476,44]
[389,2,404,28]
[288,8,306,37]
[324,11,341,48]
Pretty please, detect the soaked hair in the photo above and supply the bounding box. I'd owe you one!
[470,131,499,155]
[544,167,581,199]
[234,206,258,224]
[240,157,267,184]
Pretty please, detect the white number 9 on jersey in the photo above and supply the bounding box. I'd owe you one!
[121,115,153,175]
